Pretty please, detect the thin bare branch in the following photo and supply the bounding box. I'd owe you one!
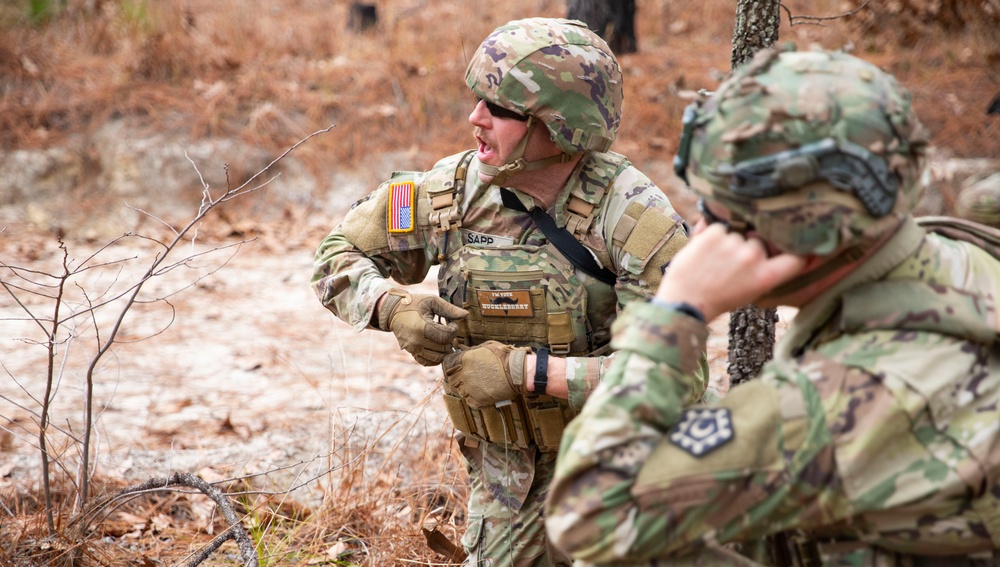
[112,300,176,344]
[5,125,335,553]
[183,523,253,567]
[69,233,138,271]
[50,241,241,327]
[0,263,66,285]
[222,125,334,200]
[37,238,73,534]
[149,239,246,279]
[781,0,870,26]
[217,174,279,203]
[0,384,45,419]
[0,278,53,335]
[126,203,180,238]
[78,472,260,567]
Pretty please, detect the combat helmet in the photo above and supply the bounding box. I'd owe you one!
[674,46,928,257]
[466,17,623,185]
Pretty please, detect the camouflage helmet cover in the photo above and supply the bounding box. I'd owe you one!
[683,47,929,256]
[465,17,623,156]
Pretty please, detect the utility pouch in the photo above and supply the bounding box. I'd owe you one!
[442,393,477,439]
[522,394,578,452]
[478,401,532,449]
[442,378,577,452]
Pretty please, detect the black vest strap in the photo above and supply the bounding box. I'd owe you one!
[500,188,617,285]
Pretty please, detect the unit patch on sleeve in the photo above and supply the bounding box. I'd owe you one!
[387,181,415,234]
[668,408,734,457]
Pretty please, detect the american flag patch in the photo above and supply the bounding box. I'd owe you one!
[387,181,415,233]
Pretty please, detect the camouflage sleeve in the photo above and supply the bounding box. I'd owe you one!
[564,165,706,411]
[310,225,396,332]
[561,344,708,413]
[599,166,691,312]
[311,179,438,332]
[545,300,840,564]
[563,355,616,411]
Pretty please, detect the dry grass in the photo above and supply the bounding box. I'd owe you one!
[2,403,469,566]
[2,0,997,169]
[1,0,999,565]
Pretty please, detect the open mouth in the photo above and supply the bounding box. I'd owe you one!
[476,137,496,161]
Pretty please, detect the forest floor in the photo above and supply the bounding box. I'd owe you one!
[1,0,996,564]
[0,210,774,565]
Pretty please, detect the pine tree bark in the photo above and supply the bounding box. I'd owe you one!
[726,0,780,387]
[731,0,781,69]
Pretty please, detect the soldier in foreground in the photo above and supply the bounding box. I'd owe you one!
[545,46,1000,566]
[311,18,699,566]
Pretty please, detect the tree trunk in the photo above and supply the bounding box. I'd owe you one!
[567,0,638,55]
[726,0,780,387]
[348,3,378,33]
[727,305,778,387]
[731,0,781,69]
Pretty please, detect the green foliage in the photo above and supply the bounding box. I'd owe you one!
[16,0,153,32]
[27,0,64,26]
[118,0,154,35]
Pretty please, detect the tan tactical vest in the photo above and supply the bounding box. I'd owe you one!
[427,151,629,451]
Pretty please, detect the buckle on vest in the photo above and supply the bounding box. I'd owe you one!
[550,343,570,356]
[429,193,462,233]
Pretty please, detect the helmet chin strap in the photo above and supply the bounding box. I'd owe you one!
[760,246,863,300]
[478,116,573,187]
[760,214,904,300]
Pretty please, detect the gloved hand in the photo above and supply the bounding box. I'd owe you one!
[441,341,529,409]
[378,288,468,366]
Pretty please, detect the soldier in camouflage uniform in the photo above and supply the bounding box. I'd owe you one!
[545,46,1000,566]
[311,18,701,566]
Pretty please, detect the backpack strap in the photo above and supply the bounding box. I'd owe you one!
[500,188,618,285]
[917,216,1000,262]
[427,150,476,233]
[563,152,631,242]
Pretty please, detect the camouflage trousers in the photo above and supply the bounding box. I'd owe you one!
[459,435,572,567]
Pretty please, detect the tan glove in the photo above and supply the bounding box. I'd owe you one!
[378,288,468,366]
[441,341,529,409]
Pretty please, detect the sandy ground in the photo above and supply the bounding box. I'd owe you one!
[0,216,450,504]
[0,209,786,511]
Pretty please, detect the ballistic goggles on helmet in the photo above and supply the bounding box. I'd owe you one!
[675,103,901,219]
[674,103,900,218]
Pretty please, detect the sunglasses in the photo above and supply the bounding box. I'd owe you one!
[478,98,529,122]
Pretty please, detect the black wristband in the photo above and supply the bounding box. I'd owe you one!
[533,347,549,395]
[650,297,706,323]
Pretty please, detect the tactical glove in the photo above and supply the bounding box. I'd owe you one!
[441,341,529,409]
[378,288,468,366]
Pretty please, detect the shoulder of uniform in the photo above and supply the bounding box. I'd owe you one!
[591,150,630,167]
[421,150,476,194]
[600,166,690,276]
[570,152,630,204]
[378,151,472,196]
[559,151,630,240]
[419,150,476,231]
